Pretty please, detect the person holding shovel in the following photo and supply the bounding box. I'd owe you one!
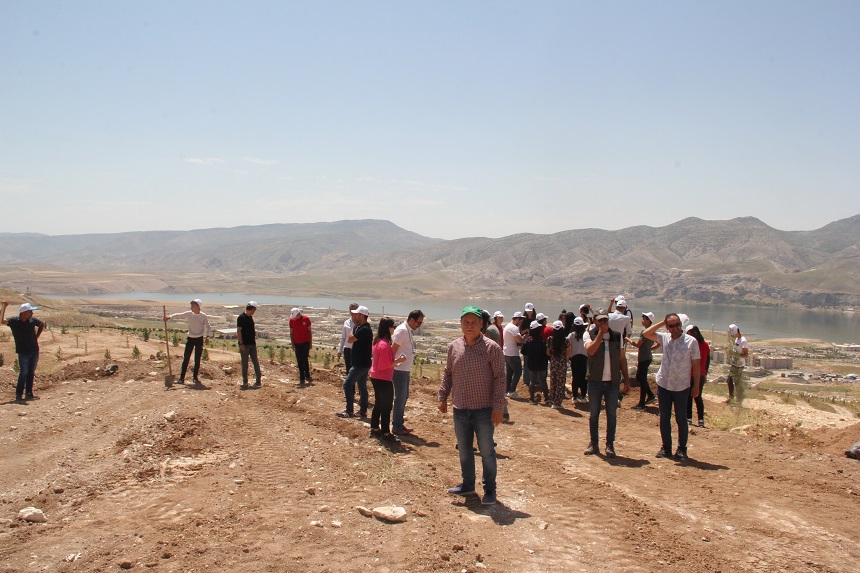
[164,299,211,386]
[2,301,45,402]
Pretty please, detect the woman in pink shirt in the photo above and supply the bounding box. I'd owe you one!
[370,317,405,443]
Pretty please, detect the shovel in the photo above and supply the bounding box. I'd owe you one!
[163,305,175,388]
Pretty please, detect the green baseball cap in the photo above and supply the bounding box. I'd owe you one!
[461,305,483,318]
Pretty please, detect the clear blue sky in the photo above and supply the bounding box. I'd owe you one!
[2,1,858,239]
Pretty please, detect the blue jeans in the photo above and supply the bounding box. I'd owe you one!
[588,381,619,446]
[343,366,370,414]
[504,356,522,392]
[391,370,411,430]
[658,385,691,451]
[17,351,39,398]
[453,408,497,493]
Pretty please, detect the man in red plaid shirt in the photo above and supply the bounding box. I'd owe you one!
[438,306,506,505]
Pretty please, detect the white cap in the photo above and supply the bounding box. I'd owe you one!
[729,324,740,335]
[642,312,655,322]
[685,324,696,333]
[354,305,370,316]
[19,303,38,313]
[513,311,525,319]
[573,316,585,326]
[290,307,301,318]
[615,297,627,307]
[191,299,203,307]
[535,313,547,321]
[678,313,689,327]
[493,311,504,319]
[247,301,259,308]
[552,320,564,330]
[530,320,541,330]
[579,304,589,312]
[524,302,535,312]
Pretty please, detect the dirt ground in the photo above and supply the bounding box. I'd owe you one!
[2,329,860,573]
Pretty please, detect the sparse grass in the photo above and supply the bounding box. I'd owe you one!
[369,453,434,486]
[707,405,770,432]
[801,397,837,414]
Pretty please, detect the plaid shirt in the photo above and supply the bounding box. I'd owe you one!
[438,335,506,413]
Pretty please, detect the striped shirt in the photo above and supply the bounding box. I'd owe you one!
[438,336,506,412]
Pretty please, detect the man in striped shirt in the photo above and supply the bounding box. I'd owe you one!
[438,306,506,505]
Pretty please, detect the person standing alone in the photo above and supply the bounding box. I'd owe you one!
[2,302,45,403]
[237,302,262,389]
[289,307,313,386]
[164,299,211,386]
[438,306,506,505]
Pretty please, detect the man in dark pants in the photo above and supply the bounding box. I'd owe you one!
[2,302,45,402]
[165,299,211,386]
[338,305,373,418]
[237,301,262,389]
[289,307,313,386]
[583,308,629,458]
[337,303,360,375]
[643,313,701,460]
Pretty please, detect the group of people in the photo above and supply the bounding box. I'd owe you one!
[335,304,426,445]
[3,295,744,509]
[434,297,735,505]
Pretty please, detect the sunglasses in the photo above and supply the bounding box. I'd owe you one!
[666,322,682,328]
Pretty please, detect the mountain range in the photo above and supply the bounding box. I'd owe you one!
[1,216,857,309]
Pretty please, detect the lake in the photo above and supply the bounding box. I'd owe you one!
[49,292,859,344]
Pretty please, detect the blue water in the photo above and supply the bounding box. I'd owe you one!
[49,292,859,344]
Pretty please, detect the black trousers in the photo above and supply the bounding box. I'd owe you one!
[180,337,204,381]
[371,378,394,434]
[295,342,311,382]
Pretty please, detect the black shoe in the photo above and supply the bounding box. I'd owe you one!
[379,433,400,443]
[584,442,598,456]
[252,382,261,388]
[481,490,497,505]
[370,428,381,437]
[14,396,25,404]
[26,394,38,400]
[358,410,367,418]
[674,448,688,461]
[632,404,645,410]
[605,444,617,458]
[644,397,656,405]
[447,484,476,496]
[192,378,201,385]
[177,379,186,385]
[336,411,354,418]
[240,383,249,390]
[656,447,669,458]
[698,419,705,428]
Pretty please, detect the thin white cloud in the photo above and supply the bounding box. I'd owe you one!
[242,157,279,166]
[184,157,223,165]
[0,179,36,194]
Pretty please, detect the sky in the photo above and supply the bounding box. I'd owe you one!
[2,1,858,240]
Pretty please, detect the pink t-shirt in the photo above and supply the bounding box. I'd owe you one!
[370,339,395,381]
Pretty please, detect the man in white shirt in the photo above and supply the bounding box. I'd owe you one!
[165,299,211,386]
[337,303,359,374]
[390,310,425,435]
[502,312,525,398]
[643,313,701,461]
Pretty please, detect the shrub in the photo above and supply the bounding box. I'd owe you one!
[104,349,112,360]
[202,349,209,362]
[131,345,141,360]
[171,332,181,348]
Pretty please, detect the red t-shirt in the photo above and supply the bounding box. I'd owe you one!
[542,326,553,340]
[289,315,312,344]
